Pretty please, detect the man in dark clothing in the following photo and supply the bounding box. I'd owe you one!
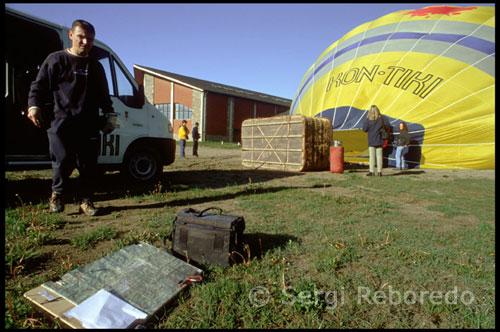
[27,19,115,216]
[192,122,200,157]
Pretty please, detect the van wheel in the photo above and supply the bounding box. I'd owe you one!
[123,149,162,181]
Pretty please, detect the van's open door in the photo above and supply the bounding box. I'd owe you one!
[4,12,61,164]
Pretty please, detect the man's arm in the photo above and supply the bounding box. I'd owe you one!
[27,56,54,128]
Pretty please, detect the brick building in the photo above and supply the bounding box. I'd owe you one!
[133,64,291,142]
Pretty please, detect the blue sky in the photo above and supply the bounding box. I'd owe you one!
[5,3,494,100]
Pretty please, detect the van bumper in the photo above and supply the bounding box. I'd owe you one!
[157,138,176,166]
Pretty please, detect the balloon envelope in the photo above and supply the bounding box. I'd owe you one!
[291,5,494,169]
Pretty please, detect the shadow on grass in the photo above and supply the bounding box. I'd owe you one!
[345,169,427,176]
[343,163,427,176]
[5,251,53,279]
[163,168,304,190]
[96,185,330,216]
[168,232,299,269]
[244,232,300,260]
[5,169,305,209]
[390,170,426,176]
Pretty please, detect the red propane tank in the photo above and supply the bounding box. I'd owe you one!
[330,145,344,173]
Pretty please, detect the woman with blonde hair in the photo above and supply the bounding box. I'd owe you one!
[362,105,384,176]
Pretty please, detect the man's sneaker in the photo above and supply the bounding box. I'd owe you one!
[79,200,99,216]
[49,192,64,213]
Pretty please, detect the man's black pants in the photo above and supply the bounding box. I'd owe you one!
[193,139,199,156]
[48,129,99,202]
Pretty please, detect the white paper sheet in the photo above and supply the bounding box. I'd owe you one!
[38,289,57,301]
[64,288,148,329]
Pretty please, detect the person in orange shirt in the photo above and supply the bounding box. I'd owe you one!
[178,120,189,158]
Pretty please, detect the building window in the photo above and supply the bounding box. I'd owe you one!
[155,103,171,119]
[175,103,192,119]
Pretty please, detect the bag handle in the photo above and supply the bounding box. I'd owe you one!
[198,207,223,217]
[164,207,223,250]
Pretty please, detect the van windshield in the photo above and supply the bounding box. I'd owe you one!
[91,46,140,108]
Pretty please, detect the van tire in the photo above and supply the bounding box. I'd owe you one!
[122,148,162,182]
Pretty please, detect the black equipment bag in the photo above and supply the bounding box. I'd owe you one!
[169,207,245,267]
[380,115,392,141]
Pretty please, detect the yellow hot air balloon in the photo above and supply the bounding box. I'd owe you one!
[291,5,494,169]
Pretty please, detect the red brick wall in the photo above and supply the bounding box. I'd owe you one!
[256,102,276,118]
[154,77,171,104]
[205,92,228,136]
[174,84,193,107]
[233,98,255,130]
[276,105,289,115]
[133,68,291,141]
[150,78,196,106]
[133,68,144,85]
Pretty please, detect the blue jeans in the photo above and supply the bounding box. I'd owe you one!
[180,139,186,157]
[396,146,406,169]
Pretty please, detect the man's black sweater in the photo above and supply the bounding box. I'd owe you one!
[28,49,113,135]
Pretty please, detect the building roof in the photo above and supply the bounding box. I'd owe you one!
[134,64,292,107]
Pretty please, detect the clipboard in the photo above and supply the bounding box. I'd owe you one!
[24,242,202,328]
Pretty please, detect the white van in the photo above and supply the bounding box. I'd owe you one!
[5,7,176,181]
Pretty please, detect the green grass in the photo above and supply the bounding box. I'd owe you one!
[4,169,495,329]
[70,226,119,250]
[186,141,241,149]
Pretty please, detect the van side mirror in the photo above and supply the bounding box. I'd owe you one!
[137,84,145,107]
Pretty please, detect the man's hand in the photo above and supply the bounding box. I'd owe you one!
[27,108,43,128]
[101,122,115,134]
[101,113,117,134]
